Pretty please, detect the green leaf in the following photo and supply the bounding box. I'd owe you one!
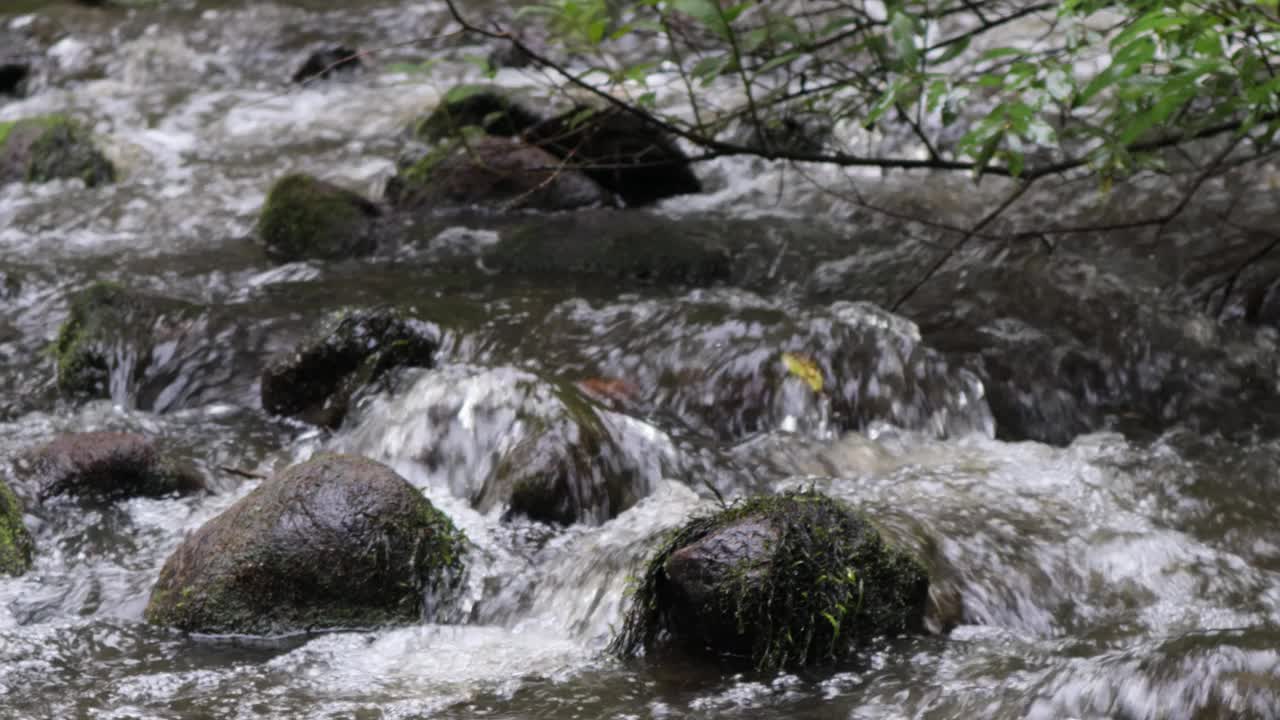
[671,0,730,39]
[889,11,920,68]
[758,51,803,73]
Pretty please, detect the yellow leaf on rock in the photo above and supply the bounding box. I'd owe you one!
[781,352,823,393]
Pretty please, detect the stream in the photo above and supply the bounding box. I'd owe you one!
[4,1,1280,718]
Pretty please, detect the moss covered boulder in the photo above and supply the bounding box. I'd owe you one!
[0,479,34,577]
[386,136,610,212]
[24,432,204,502]
[145,453,465,635]
[257,174,380,263]
[485,211,730,285]
[0,115,114,186]
[611,492,929,670]
[53,281,241,411]
[525,105,701,206]
[261,307,439,429]
[413,85,545,143]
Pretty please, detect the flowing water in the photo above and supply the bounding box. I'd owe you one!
[3,1,1280,718]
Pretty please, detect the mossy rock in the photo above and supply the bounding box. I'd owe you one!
[145,453,465,635]
[610,491,929,670]
[412,85,544,143]
[53,282,204,406]
[0,479,34,577]
[525,105,701,206]
[24,431,205,502]
[385,135,610,212]
[257,174,380,263]
[484,211,730,285]
[0,115,114,186]
[261,306,440,429]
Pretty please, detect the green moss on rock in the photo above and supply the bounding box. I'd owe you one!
[257,174,379,263]
[610,491,929,670]
[52,281,200,400]
[0,478,34,577]
[0,115,114,186]
[144,453,465,635]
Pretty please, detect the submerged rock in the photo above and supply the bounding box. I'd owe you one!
[412,85,544,143]
[145,453,465,635]
[525,105,701,206]
[610,492,929,670]
[342,364,653,526]
[484,212,730,284]
[257,174,380,262]
[260,307,439,429]
[24,431,204,502]
[386,136,610,212]
[535,293,991,442]
[0,62,29,97]
[0,479,33,577]
[291,46,361,84]
[53,281,255,412]
[0,115,114,186]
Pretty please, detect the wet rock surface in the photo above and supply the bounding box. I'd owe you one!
[524,106,702,206]
[612,492,929,669]
[22,431,204,502]
[145,453,465,635]
[260,306,440,429]
[412,86,545,143]
[387,135,611,212]
[341,364,654,526]
[53,282,264,413]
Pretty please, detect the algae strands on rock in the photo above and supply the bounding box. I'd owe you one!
[0,478,33,577]
[145,453,465,635]
[22,431,204,502]
[610,491,929,671]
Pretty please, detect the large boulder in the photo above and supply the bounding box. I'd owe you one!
[412,85,544,143]
[22,432,204,502]
[524,105,701,206]
[0,115,114,186]
[341,364,652,526]
[145,453,465,635]
[0,479,33,577]
[257,174,380,263]
[53,282,255,412]
[385,136,611,212]
[260,307,439,429]
[610,492,929,670]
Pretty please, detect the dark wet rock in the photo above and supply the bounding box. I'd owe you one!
[24,431,204,502]
[343,365,652,526]
[291,46,361,84]
[0,62,30,97]
[534,292,990,442]
[611,492,929,670]
[733,112,833,155]
[145,453,465,635]
[412,85,544,143]
[482,210,730,285]
[261,307,439,429]
[257,174,379,263]
[525,105,701,206]
[0,115,114,186]
[386,136,610,212]
[53,281,257,412]
[0,479,33,577]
